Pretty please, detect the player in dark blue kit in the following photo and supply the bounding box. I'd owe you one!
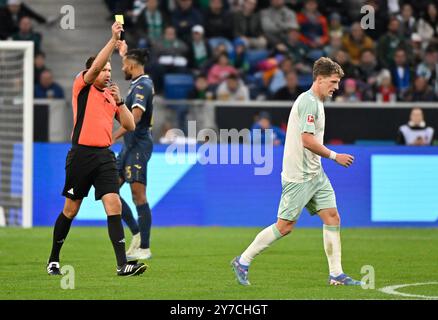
[113,40,154,260]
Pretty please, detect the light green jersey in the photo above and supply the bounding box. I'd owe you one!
[281,89,325,183]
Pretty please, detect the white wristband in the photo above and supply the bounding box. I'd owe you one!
[329,151,337,160]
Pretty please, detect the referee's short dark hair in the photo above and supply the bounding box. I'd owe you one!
[125,48,150,66]
[85,56,111,69]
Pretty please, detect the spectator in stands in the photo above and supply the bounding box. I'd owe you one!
[203,42,228,74]
[0,0,56,40]
[390,48,413,98]
[397,3,416,40]
[216,73,250,101]
[335,78,362,102]
[275,26,311,73]
[227,0,245,13]
[410,33,424,66]
[207,53,238,85]
[149,25,189,93]
[114,0,143,29]
[188,74,214,100]
[357,49,380,86]
[357,49,380,100]
[297,0,329,60]
[324,31,343,59]
[396,107,435,145]
[416,45,438,95]
[377,17,412,69]
[129,0,167,48]
[272,71,302,101]
[402,76,437,102]
[328,12,343,37]
[34,70,64,99]
[12,16,42,53]
[230,37,250,76]
[250,111,285,145]
[342,22,375,65]
[364,0,389,41]
[268,56,294,95]
[261,0,299,47]
[333,49,359,79]
[408,0,432,16]
[376,69,396,103]
[188,25,211,71]
[416,45,438,85]
[34,51,47,85]
[232,0,267,49]
[103,0,122,19]
[204,0,234,41]
[152,25,189,67]
[417,3,438,49]
[171,0,203,45]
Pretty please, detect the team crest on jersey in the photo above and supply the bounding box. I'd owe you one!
[306,114,315,124]
[136,93,144,100]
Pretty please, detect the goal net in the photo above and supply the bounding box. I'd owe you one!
[0,41,33,228]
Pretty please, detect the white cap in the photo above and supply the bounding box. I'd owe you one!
[8,0,21,5]
[192,25,204,34]
[411,33,422,42]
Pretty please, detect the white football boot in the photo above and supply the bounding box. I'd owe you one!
[126,233,141,257]
[130,248,152,260]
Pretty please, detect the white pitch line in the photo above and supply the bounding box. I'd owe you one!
[379,282,438,299]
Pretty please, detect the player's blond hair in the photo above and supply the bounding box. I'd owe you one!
[312,57,344,81]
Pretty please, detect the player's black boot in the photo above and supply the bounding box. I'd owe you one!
[47,261,62,275]
[117,260,147,276]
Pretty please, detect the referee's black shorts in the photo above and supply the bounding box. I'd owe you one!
[62,145,119,200]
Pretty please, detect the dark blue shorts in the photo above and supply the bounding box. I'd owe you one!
[116,138,153,185]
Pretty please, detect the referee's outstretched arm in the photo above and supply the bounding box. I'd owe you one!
[84,22,123,85]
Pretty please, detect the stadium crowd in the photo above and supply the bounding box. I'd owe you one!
[0,0,65,99]
[1,0,437,143]
[1,0,437,102]
[101,0,438,102]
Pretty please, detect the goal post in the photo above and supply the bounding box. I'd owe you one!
[0,41,34,228]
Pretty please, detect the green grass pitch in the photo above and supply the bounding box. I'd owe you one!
[0,227,437,300]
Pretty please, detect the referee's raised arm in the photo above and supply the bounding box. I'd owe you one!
[84,22,123,85]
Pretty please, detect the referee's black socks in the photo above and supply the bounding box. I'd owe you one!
[49,212,73,262]
[107,214,128,267]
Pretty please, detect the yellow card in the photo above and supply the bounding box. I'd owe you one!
[115,15,124,24]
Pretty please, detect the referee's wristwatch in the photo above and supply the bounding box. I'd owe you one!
[116,98,125,106]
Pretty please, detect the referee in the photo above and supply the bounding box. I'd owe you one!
[46,22,147,277]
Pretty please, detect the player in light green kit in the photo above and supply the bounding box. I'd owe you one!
[231,57,362,286]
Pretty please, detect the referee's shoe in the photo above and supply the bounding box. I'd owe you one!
[117,260,148,276]
[47,261,62,275]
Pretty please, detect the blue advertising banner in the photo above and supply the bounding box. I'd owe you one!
[33,143,438,227]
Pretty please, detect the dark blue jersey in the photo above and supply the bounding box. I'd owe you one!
[123,75,154,146]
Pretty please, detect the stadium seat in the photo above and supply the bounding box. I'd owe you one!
[164,74,194,99]
[208,37,233,54]
[246,49,269,71]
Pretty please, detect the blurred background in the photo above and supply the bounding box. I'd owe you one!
[0,0,437,228]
